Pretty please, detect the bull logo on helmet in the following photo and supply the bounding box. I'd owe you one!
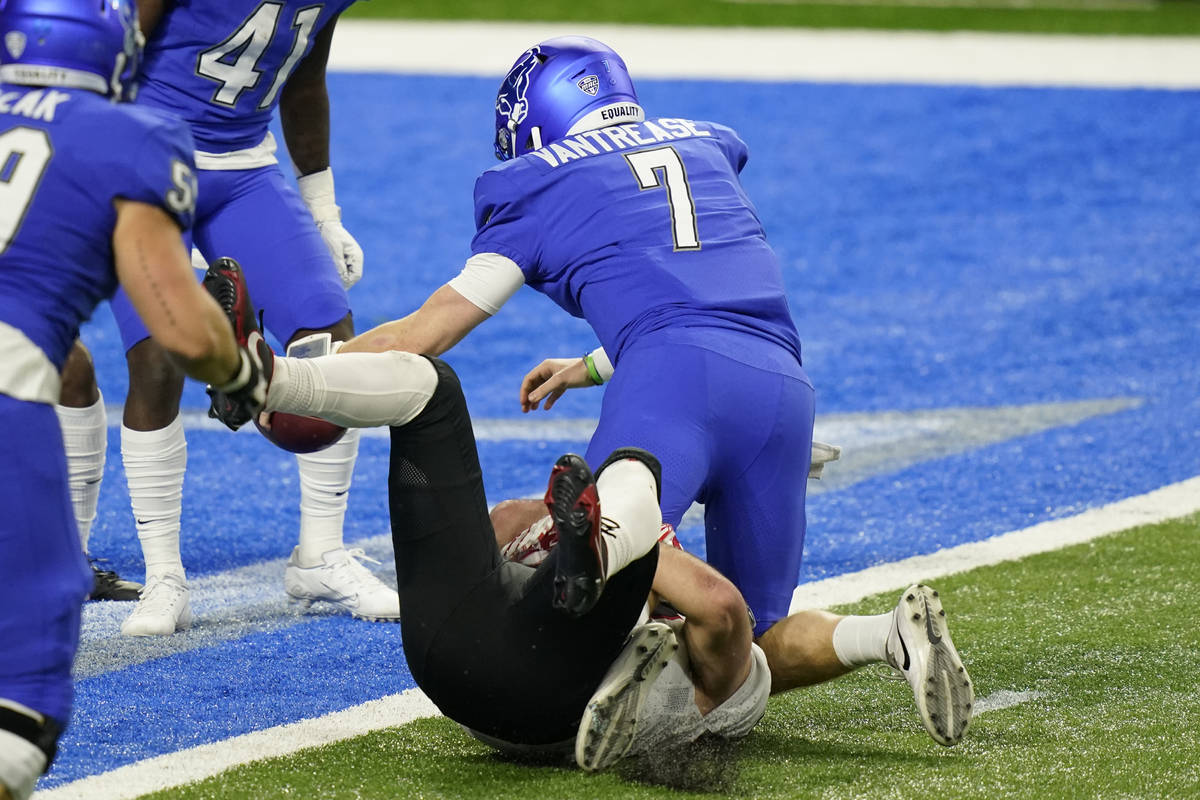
[495,45,542,127]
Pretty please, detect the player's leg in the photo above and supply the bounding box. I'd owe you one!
[373,357,659,745]
[701,363,815,637]
[194,167,394,621]
[55,340,141,601]
[107,291,192,636]
[584,342,711,529]
[0,396,92,800]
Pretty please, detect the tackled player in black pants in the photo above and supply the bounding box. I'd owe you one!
[384,361,661,746]
[204,256,973,771]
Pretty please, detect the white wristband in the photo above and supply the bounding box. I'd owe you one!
[296,167,340,224]
[587,347,614,382]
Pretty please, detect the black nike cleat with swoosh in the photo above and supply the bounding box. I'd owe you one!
[886,583,974,746]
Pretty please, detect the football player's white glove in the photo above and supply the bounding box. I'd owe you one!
[297,167,364,290]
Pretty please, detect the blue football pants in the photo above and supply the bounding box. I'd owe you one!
[111,163,350,350]
[585,341,815,636]
[0,395,91,725]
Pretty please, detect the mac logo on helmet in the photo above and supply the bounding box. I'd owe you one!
[4,31,26,60]
[577,75,599,96]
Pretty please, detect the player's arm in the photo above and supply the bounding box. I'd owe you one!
[278,15,334,175]
[340,251,523,355]
[651,545,754,714]
[279,15,363,289]
[339,284,490,356]
[111,199,240,386]
[136,0,171,38]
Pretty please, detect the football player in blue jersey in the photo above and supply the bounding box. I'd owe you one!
[341,35,811,641]
[0,1,270,795]
[56,0,398,636]
[339,37,973,729]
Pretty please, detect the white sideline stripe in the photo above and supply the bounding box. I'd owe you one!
[37,476,1200,800]
[330,20,1200,89]
[973,689,1045,715]
[34,690,441,800]
[790,475,1200,611]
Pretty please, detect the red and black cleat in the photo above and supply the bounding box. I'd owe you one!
[546,453,606,617]
[203,257,262,349]
[202,257,275,429]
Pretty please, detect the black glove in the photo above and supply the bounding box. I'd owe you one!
[207,334,271,431]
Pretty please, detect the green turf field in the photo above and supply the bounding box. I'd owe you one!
[137,513,1200,800]
[346,0,1200,36]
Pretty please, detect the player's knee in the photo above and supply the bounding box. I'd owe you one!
[288,313,355,350]
[58,340,98,407]
[125,339,185,397]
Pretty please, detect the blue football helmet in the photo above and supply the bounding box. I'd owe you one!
[0,0,143,100]
[494,36,643,160]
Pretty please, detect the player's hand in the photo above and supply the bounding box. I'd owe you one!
[317,219,364,290]
[520,358,593,412]
[206,342,270,431]
[298,167,364,290]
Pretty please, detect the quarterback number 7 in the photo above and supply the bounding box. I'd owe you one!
[624,146,701,251]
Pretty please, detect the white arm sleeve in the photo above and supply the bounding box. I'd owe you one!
[446,252,526,315]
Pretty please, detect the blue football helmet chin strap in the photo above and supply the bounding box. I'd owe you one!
[494,36,643,161]
[0,0,144,101]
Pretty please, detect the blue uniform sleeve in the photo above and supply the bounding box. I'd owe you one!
[706,121,750,175]
[470,167,540,274]
[116,110,198,231]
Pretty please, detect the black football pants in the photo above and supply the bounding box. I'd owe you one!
[388,358,659,746]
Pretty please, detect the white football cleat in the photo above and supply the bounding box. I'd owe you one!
[576,621,679,772]
[284,547,401,622]
[886,583,973,746]
[121,572,192,637]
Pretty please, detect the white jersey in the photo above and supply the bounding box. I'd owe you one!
[627,620,770,756]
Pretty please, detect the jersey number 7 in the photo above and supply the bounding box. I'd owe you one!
[624,146,701,251]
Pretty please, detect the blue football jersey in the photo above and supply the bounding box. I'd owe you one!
[470,118,803,370]
[138,0,358,152]
[0,85,196,370]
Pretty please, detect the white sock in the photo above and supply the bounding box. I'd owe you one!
[267,351,438,427]
[0,726,47,800]
[295,428,360,564]
[595,458,662,580]
[831,612,892,668]
[55,391,107,553]
[121,416,186,580]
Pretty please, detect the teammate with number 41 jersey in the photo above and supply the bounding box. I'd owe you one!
[57,0,398,637]
[341,36,813,643]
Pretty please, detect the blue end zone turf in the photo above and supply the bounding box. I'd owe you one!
[55,74,1200,787]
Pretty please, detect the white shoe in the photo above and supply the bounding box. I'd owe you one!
[886,583,974,746]
[284,547,401,622]
[121,573,192,637]
[575,621,679,772]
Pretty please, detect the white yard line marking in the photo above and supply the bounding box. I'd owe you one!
[789,475,1200,611]
[330,20,1200,89]
[33,690,440,800]
[38,476,1199,800]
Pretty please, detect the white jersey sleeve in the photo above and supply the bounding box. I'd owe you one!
[447,252,525,315]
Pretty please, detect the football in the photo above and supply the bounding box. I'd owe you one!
[255,411,346,454]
